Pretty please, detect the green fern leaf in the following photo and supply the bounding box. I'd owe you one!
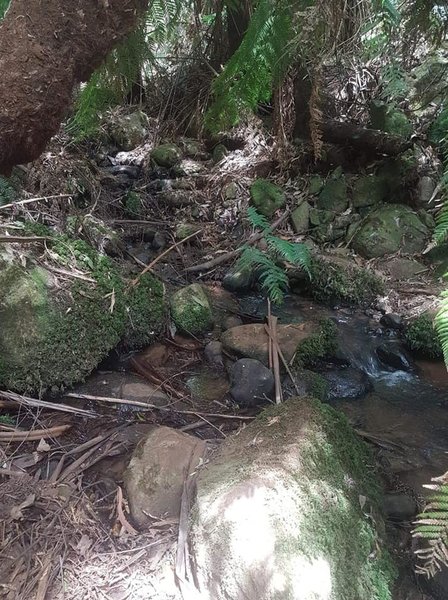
[247,207,271,233]
[266,234,311,274]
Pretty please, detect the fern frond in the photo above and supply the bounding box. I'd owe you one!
[413,474,448,577]
[247,207,271,233]
[435,196,448,244]
[265,234,311,275]
[237,246,289,304]
[0,0,10,19]
[434,289,448,364]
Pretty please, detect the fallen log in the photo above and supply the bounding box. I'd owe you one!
[320,120,412,156]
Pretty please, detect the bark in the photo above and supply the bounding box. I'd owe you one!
[226,0,251,58]
[0,0,149,175]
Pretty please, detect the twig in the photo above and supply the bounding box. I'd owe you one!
[0,194,72,212]
[0,390,96,417]
[130,229,202,286]
[116,486,138,535]
[265,304,283,404]
[185,209,291,273]
[64,392,254,420]
[0,424,70,442]
[0,236,51,243]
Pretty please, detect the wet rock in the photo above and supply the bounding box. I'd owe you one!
[250,178,286,217]
[380,313,404,331]
[223,315,243,330]
[222,266,254,294]
[106,164,140,180]
[291,201,310,234]
[186,371,229,403]
[229,358,274,406]
[212,143,229,163]
[376,342,415,372]
[383,493,417,521]
[320,367,372,400]
[317,177,348,213]
[221,322,317,365]
[352,204,429,259]
[124,426,206,527]
[108,110,148,151]
[204,341,224,367]
[151,143,182,168]
[191,397,394,600]
[170,284,213,336]
[417,176,436,208]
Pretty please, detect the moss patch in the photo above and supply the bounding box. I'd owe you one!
[170,284,213,336]
[405,314,443,359]
[309,256,384,306]
[294,318,338,368]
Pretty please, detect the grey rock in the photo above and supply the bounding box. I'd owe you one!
[222,266,254,294]
[376,342,415,372]
[229,358,274,407]
[384,493,417,521]
[223,315,243,330]
[417,176,436,208]
[205,341,224,367]
[320,367,372,400]
[380,313,404,331]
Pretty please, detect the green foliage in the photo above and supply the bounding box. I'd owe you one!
[0,176,17,206]
[237,208,311,304]
[295,317,338,367]
[435,289,448,364]
[413,478,448,578]
[0,413,14,425]
[124,191,144,218]
[405,314,443,359]
[0,0,9,19]
[206,0,295,131]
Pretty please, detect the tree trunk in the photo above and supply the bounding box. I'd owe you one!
[226,1,251,58]
[0,0,148,175]
[320,120,412,156]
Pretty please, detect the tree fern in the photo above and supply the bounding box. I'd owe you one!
[413,476,448,577]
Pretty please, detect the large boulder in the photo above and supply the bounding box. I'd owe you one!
[352,204,429,259]
[170,284,213,336]
[124,426,206,528]
[221,322,318,365]
[107,110,149,151]
[0,233,165,393]
[190,397,395,600]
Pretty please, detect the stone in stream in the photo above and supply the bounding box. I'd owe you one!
[190,396,395,600]
[222,265,254,294]
[221,322,318,366]
[229,358,274,407]
[320,367,373,400]
[380,313,404,331]
[170,284,214,336]
[151,143,182,168]
[124,426,206,528]
[376,342,416,372]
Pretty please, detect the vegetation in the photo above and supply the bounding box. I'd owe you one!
[295,318,338,367]
[405,314,443,359]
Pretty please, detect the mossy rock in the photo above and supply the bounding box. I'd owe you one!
[151,143,182,168]
[309,207,334,226]
[170,284,213,336]
[291,201,310,234]
[0,176,17,206]
[0,234,165,393]
[294,318,338,368]
[370,102,412,138]
[108,110,149,151]
[352,204,429,259]
[317,177,348,213]
[250,179,286,218]
[352,175,387,208]
[191,396,396,600]
[405,314,443,359]
[212,144,229,163]
[309,255,384,306]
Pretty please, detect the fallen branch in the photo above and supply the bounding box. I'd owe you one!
[130,229,202,286]
[0,390,97,417]
[0,424,70,442]
[0,235,51,243]
[0,194,72,212]
[185,209,291,273]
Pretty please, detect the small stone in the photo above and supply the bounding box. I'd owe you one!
[124,427,206,527]
[384,493,417,521]
[317,177,348,213]
[309,175,324,195]
[222,266,254,294]
[171,284,213,336]
[376,342,415,372]
[291,201,310,234]
[250,179,286,218]
[204,341,224,367]
[380,313,404,331]
[212,144,229,163]
[151,143,182,168]
[229,358,274,407]
[223,182,238,200]
[223,315,243,330]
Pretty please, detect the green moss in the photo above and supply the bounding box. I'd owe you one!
[124,190,144,218]
[0,228,165,392]
[295,318,338,367]
[405,314,443,359]
[250,179,286,218]
[310,256,384,306]
[170,284,213,336]
[0,176,17,206]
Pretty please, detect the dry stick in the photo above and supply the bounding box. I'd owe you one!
[0,194,72,212]
[0,390,96,417]
[185,209,291,273]
[265,305,282,405]
[0,424,70,442]
[0,236,51,243]
[130,229,202,286]
[116,486,138,536]
[64,392,254,420]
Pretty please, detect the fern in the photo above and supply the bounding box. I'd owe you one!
[0,0,10,19]
[237,208,311,304]
[435,290,448,364]
[413,476,448,577]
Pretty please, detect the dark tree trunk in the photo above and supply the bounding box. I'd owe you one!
[293,67,312,139]
[226,0,251,58]
[0,0,148,175]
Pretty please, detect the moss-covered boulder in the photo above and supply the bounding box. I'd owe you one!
[108,110,149,151]
[317,177,348,213]
[0,234,165,393]
[250,179,286,218]
[170,284,213,336]
[191,396,395,600]
[291,201,310,234]
[352,174,386,208]
[151,143,182,168]
[352,204,429,259]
